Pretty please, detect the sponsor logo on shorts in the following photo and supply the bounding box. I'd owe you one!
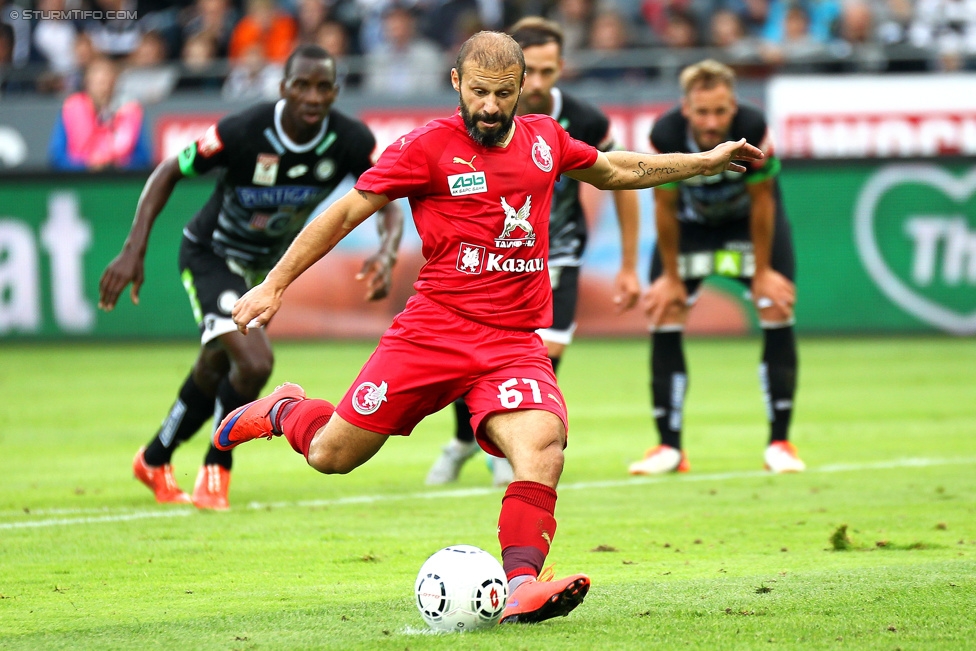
[456,243,486,274]
[352,380,388,415]
[496,196,535,248]
[448,171,487,196]
[531,135,553,172]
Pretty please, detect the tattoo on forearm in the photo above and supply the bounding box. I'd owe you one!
[632,161,681,178]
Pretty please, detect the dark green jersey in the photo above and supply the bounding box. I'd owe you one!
[178,101,376,272]
[650,104,783,227]
[547,88,615,267]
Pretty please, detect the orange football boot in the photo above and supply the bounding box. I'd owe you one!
[499,569,590,624]
[191,464,230,510]
[213,382,306,451]
[132,447,191,504]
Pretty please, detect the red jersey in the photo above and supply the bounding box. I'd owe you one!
[355,112,599,330]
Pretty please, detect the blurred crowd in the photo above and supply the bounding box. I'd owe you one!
[1,0,975,102]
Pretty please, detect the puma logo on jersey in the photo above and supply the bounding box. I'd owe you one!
[398,137,407,149]
[452,155,477,171]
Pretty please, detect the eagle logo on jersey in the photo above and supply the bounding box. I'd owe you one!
[452,155,477,171]
[496,196,535,248]
[352,380,388,415]
[531,135,553,172]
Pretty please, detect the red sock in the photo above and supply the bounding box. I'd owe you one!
[277,399,334,459]
[497,481,557,580]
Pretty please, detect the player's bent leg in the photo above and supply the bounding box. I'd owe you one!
[305,414,389,475]
[485,410,588,624]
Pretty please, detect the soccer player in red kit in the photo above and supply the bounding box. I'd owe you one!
[214,31,762,624]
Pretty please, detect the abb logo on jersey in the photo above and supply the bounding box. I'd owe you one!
[455,242,543,275]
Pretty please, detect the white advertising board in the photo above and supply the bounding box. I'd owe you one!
[767,74,976,158]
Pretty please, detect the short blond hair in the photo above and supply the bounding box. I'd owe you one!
[679,59,736,95]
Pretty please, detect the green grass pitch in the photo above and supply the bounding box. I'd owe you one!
[1,337,974,650]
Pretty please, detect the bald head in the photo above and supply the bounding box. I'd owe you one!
[454,31,525,81]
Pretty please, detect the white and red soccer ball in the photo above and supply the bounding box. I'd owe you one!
[414,545,508,632]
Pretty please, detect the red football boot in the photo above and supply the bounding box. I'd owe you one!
[213,383,306,451]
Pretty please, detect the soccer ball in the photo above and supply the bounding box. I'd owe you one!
[414,545,508,632]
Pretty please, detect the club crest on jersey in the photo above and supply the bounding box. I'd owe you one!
[352,381,388,415]
[448,171,487,196]
[253,154,279,186]
[315,158,336,181]
[496,196,535,248]
[456,243,486,274]
[531,135,553,172]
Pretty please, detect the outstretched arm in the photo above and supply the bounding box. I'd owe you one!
[98,156,183,310]
[611,189,640,313]
[232,188,390,332]
[356,201,404,301]
[566,139,763,191]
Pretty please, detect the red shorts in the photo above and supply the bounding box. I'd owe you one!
[336,294,568,456]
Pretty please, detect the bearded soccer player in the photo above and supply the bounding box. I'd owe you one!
[214,32,761,623]
[425,16,642,488]
[629,59,804,476]
[98,45,403,510]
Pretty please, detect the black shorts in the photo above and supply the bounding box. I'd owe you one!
[536,265,580,345]
[178,237,251,345]
[649,212,795,298]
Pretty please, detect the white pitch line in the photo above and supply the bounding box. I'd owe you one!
[0,509,193,529]
[2,456,975,530]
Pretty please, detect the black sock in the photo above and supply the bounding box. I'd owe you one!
[760,325,798,444]
[651,330,687,450]
[143,374,215,466]
[206,377,254,470]
[453,398,475,443]
[549,356,561,375]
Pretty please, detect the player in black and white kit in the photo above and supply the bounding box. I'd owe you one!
[99,45,403,509]
[425,17,641,487]
[629,59,805,476]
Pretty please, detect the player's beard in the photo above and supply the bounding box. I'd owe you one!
[459,96,518,147]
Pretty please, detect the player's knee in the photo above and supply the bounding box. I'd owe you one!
[307,445,351,475]
[234,351,274,385]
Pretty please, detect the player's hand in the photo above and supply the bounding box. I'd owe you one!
[700,138,763,176]
[751,268,795,315]
[356,252,396,301]
[232,282,282,334]
[613,268,640,314]
[642,274,687,326]
[98,249,145,311]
